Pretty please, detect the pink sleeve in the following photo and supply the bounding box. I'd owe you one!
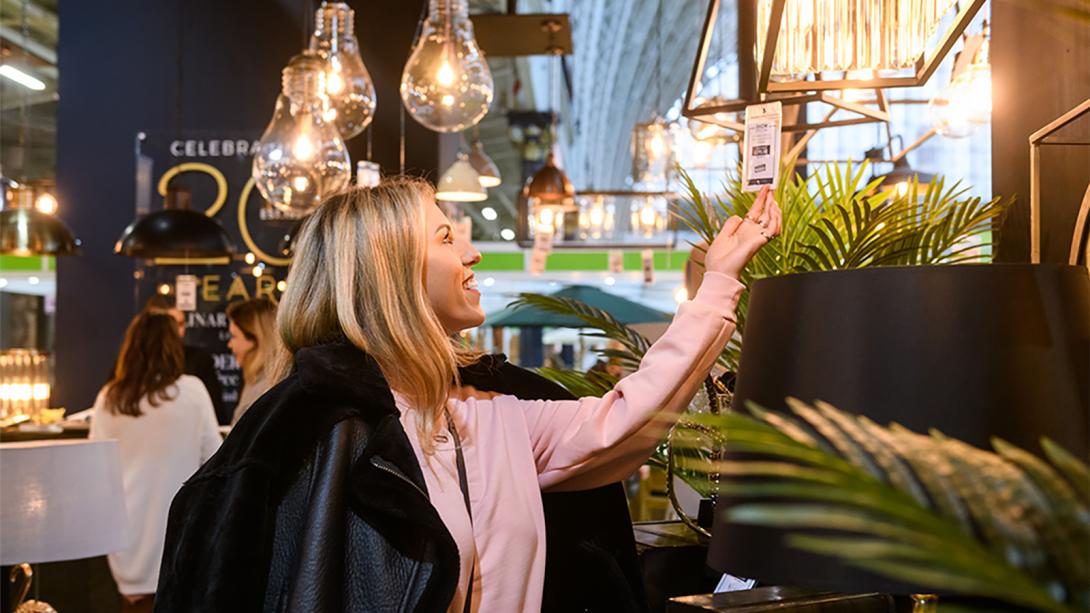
[524,272,743,492]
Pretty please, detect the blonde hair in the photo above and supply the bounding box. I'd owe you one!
[227,297,278,386]
[275,177,478,449]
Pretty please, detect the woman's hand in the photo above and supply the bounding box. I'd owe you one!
[703,186,782,280]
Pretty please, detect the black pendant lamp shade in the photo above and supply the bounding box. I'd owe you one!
[0,178,80,256]
[115,187,234,258]
[875,157,936,189]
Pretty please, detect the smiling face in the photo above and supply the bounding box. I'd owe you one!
[423,201,484,334]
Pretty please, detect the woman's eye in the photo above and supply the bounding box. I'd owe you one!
[443,233,454,244]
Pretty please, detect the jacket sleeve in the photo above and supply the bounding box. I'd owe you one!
[519,272,742,492]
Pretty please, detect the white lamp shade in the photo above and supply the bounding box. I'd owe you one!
[436,153,487,202]
[468,141,501,188]
[0,439,128,564]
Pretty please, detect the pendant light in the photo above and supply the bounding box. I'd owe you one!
[519,49,574,241]
[1,180,79,256]
[928,23,991,138]
[401,0,494,133]
[467,138,501,188]
[115,186,234,258]
[0,0,78,257]
[631,0,675,185]
[436,152,487,202]
[875,158,936,199]
[309,1,376,140]
[252,51,352,214]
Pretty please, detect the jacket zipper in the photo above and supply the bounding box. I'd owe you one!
[370,456,428,500]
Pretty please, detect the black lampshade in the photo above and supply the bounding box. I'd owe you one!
[708,264,1089,591]
[874,157,936,189]
[115,188,234,258]
[1,207,80,256]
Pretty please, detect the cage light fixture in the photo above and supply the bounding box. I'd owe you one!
[683,0,893,134]
[748,0,986,94]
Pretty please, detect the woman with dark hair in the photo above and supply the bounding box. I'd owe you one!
[90,311,222,613]
[226,297,278,424]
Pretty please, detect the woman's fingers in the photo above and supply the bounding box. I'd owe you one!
[747,186,769,223]
[721,215,744,237]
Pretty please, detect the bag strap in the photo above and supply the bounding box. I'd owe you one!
[445,410,474,613]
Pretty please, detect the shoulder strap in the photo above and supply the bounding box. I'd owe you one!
[445,411,474,613]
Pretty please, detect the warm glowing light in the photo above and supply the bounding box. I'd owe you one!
[292,135,315,160]
[895,182,910,198]
[253,266,264,278]
[441,94,455,107]
[34,193,58,215]
[436,61,456,86]
[277,280,287,292]
[326,70,345,95]
[0,383,51,402]
[639,204,657,228]
[674,286,689,304]
[292,176,311,192]
[244,252,257,265]
[158,283,171,295]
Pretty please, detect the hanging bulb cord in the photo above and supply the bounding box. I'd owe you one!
[17,0,30,181]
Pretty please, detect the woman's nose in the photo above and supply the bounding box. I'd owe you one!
[460,239,481,267]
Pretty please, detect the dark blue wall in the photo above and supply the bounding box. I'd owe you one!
[55,1,439,411]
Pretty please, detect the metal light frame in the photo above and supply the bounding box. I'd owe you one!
[1029,98,1090,264]
[683,0,892,133]
[754,0,987,93]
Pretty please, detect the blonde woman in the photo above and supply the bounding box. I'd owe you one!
[156,177,781,612]
[226,297,278,424]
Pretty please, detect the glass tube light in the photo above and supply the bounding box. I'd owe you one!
[756,0,959,76]
[632,118,675,184]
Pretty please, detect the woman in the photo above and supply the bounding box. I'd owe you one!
[90,311,221,613]
[226,297,278,424]
[156,177,780,612]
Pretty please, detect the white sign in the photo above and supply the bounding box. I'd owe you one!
[742,101,782,192]
[175,275,198,312]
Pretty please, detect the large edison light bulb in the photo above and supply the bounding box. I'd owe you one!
[400,0,494,132]
[253,52,351,214]
[309,2,376,140]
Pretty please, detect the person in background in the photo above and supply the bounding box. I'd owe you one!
[142,295,227,424]
[90,311,222,613]
[226,297,278,424]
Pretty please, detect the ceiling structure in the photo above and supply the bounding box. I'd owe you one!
[0,0,57,182]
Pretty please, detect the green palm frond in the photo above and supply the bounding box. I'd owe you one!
[672,402,1089,612]
[507,293,650,371]
[535,366,616,398]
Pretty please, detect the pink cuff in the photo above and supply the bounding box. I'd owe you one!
[691,271,745,322]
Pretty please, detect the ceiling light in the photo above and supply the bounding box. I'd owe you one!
[309,2,377,140]
[115,186,234,259]
[468,139,502,187]
[28,276,39,286]
[1,178,79,257]
[0,65,45,91]
[500,228,515,241]
[481,206,498,221]
[436,152,487,202]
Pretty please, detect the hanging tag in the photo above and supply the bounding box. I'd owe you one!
[742,101,782,192]
[529,230,553,275]
[608,249,625,274]
[714,573,757,593]
[175,274,198,312]
[641,249,655,285]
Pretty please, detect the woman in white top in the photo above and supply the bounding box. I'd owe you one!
[90,311,222,613]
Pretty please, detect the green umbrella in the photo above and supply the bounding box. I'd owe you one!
[486,285,671,327]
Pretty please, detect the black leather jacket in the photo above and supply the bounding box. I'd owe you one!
[156,342,645,612]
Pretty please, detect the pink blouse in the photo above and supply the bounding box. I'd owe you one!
[396,271,743,612]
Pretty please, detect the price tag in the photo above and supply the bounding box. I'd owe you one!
[529,230,554,275]
[641,249,654,285]
[742,101,782,192]
[175,275,198,312]
[608,249,625,274]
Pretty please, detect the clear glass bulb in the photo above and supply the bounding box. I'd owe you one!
[928,78,976,139]
[253,52,351,214]
[400,0,494,132]
[309,2,376,140]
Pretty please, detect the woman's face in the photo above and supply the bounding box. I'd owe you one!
[423,201,483,334]
[228,321,255,366]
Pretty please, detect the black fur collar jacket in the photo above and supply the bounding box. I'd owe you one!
[154,341,646,613]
